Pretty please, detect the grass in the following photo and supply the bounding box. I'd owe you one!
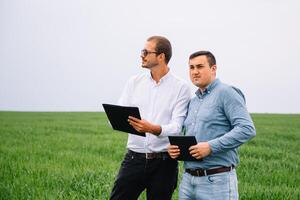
[0,112,299,199]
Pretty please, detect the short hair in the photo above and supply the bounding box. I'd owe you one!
[147,36,172,64]
[189,51,216,67]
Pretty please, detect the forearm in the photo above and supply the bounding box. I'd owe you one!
[208,124,256,154]
[148,124,162,136]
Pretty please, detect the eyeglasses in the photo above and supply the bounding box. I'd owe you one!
[141,49,159,57]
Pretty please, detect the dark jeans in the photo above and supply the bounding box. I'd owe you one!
[110,150,178,200]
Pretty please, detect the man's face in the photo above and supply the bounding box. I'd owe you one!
[189,55,216,90]
[141,40,159,69]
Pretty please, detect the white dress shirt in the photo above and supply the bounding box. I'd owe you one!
[118,71,191,153]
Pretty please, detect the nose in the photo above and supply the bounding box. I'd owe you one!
[191,68,199,75]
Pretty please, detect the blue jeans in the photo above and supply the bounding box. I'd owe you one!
[179,169,238,200]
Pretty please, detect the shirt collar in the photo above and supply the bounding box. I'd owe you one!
[195,78,220,97]
[147,69,171,84]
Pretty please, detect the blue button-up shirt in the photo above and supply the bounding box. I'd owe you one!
[184,79,256,169]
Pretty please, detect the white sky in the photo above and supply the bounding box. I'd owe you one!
[1,0,300,113]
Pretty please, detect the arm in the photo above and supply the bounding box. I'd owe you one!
[159,84,191,136]
[128,84,191,136]
[208,87,256,154]
[128,116,161,136]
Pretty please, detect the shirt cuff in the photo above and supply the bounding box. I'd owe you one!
[208,138,221,154]
[158,124,180,137]
[159,125,167,137]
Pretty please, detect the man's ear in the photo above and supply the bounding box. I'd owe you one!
[211,65,217,72]
[159,53,165,62]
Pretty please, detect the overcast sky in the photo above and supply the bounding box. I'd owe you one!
[1,0,300,113]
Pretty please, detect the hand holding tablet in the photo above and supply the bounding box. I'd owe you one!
[168,136,201,161]
[102,104,146,137]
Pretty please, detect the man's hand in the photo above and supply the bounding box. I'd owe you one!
[168,145,180,159]
[189,142,212,160]
[128,116,161,136]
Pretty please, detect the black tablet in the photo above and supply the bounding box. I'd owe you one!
[168,136,198,161]
[102,104,145,137]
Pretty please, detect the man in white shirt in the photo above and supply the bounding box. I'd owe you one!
[109,36,191,200]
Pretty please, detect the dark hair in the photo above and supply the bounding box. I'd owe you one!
[189,51,216,67]
[147,36,172,64]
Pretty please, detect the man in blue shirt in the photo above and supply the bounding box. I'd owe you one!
[168,51,256,200]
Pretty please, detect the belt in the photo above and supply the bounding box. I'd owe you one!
[185,166,234,177]
[128,150,170,159]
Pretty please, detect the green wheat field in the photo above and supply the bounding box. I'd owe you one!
[0,112,299,200]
